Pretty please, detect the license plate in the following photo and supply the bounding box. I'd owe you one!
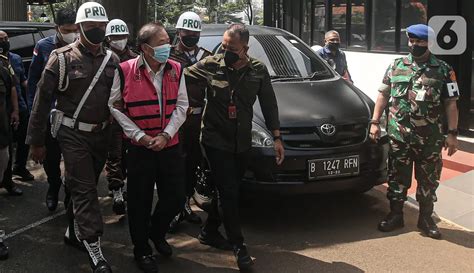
[308,155,359,180]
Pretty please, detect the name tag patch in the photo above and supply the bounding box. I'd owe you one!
[447,82,460,97]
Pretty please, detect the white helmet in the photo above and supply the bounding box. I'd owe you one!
[176,12,202,32]
[106,19,129,37]
[75,2,108,24]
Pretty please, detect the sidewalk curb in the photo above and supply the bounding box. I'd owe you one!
[406,196,473,232]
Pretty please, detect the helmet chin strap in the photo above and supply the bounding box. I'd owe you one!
[79,23,100,46]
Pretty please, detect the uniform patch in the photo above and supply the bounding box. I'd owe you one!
[449,70,457,82]
[447,82,460,97]
[33,48,38,56]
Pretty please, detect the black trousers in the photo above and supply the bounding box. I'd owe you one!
[127,144,185,257]
[203,145,250,246]
[43,124,63,189]
[180,114,202,197]
[105,121,125,191]
[58,126,109,241]
[13,110,29,170]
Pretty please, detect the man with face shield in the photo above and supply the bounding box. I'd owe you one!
[369,24,460,240]
[27,8,78,212]
[316,30,352,83]
[26,2,119,272]
[104,18,137,215]
[168,11,212,232]
[185,23,284,271]
[109,22,188,273]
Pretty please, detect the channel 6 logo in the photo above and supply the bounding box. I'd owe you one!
[429,16,467,55]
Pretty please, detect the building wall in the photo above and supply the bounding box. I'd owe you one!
[0,0,28,21]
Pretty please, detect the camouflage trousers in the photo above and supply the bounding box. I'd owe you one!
[387,137,443,203]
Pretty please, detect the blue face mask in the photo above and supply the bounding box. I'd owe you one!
[148,43,170,63]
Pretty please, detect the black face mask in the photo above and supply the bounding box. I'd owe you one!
[83,27,105,45]
[0,41,10,54]
[223,50,240,67]
[409,45,428,57]
[327,42,340,52]
[181,35,200,48]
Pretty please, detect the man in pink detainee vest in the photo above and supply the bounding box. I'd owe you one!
[108,22,188,273]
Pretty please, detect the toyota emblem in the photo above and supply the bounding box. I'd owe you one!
[320,124,336,136]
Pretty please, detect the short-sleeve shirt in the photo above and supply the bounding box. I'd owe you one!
[378,54,459,144]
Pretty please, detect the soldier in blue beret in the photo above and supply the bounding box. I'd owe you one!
[370,24,460,239]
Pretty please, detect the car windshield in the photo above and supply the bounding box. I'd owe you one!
[198,35,333,80]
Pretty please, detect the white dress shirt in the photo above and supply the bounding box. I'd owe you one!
[108,56,188,143]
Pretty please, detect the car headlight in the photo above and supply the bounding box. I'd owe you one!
[251,122,274,148]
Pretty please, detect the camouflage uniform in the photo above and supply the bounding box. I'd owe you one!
[379,54,459,203]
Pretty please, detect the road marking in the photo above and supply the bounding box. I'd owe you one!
[4,210,66,239]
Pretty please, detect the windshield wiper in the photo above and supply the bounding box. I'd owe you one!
[301,71,332,80]
[270,71,332,82]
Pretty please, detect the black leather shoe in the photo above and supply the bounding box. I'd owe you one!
[418,201,441,239]
[5,184,23,196]
[46,186,60,212]
[198,230,233,250]
[0,242,8,260]
[135,255,159,273]
[92,260,113,273]
[183,201,202,224]
[12,167,34,181]
[150,237,172,257]
[233,245,253,271]
[378,201,404,232]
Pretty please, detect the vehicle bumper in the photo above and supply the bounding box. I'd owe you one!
[242,137,389,194]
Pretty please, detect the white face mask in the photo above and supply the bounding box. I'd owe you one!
[110,39,128,51]
[60,31,77,44]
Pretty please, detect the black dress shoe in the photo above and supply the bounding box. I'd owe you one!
[46,186,60,211]
[183,201,202,224]
[150,237,172,257]
[5,184,23,196]
[135,255,159,273]
[233,244,253,271]
[12,167,34,181]
[0,242,8,260]
[198,230,233,250]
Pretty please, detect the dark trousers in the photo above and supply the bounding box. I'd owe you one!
[1,144,13,187]
[105,121,125,191]
[57,126,109,241]
[44,124,63,189]
[127,144,185,257]
[13,110,29,170]
[203,145,250,246]
[180,114,202,197]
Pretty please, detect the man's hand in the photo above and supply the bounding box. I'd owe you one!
[138,134,154,148]
[274,139,285,165]
[444,134,458,156]
[11,110,19,130]
[149,134,168,152]
[369,124,380,142]
[30,145,46,164]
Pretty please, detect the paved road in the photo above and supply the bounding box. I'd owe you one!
[1,165,473,273]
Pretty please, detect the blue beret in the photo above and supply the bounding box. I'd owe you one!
[406,24,435,40]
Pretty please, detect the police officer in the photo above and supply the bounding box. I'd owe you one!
[168,11,212,231]
[370,24,459,239]
[185,23,284,270]
[104,18,137,215]
[0,32,21,195]
[0,30,33,183]
[27,8,78,211]
[27,2,118,272]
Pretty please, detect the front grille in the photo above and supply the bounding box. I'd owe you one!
[281,123,367,149]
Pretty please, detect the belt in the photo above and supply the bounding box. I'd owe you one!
[187,107,203,115]
[61,116,109,132]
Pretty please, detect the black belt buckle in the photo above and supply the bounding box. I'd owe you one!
[91,122,103,133]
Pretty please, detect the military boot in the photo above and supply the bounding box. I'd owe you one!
[378,200,404,232]
[417,201,441,239]
[83,238,112,273]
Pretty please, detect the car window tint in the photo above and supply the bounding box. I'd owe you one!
[200,35,330,78]
[7,31,36,62]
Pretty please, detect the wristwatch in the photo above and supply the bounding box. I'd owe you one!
[447,129,458,136]
[369,119,380,125]
[273,135,282,141]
